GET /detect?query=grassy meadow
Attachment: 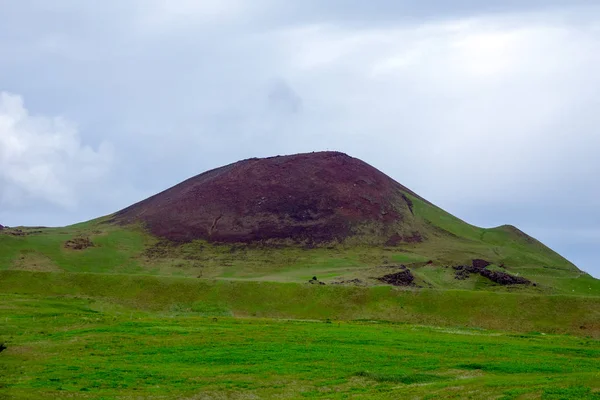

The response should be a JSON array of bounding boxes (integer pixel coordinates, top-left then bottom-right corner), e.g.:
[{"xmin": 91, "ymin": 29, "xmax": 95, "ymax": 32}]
[{"xmin": 1, "ymin": 288, "xmax": 599, "ymax": 399}]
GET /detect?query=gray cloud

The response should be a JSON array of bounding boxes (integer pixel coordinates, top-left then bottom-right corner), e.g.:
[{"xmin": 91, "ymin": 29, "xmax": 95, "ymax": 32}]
[
  {"xmin": 0, "ymin": 1, "xmax": 599, "ymax": 276},
  {"xmin": 264, "ymin": 1, "xmax": 598, "ymax": 27},
  {"xmin": 268, "ymin": 80, "xmax": 303, "ymax": 115}
]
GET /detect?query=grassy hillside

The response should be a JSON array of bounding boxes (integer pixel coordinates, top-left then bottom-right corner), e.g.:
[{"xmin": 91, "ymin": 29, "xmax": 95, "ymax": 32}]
[
  {"xmin": 1, "ymin": 286, "xmax": 599, "ymax": 399},
  {"xmin": 1, "ymin": 151, "xmax": 593, "ymax": 294},
  {"xmin": 408, "ymin": 195, "xmax": 576, "ymax": 269},
  {"xmin": 0, "ymin": 200, "xmax": 596, "ymax": 295},
  {"xmin": 1, "ymin": 271, "xmax": 599, "ymax": 337}
]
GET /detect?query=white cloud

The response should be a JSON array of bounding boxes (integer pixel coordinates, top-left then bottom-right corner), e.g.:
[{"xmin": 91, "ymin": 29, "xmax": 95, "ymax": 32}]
[{"xmin": 0, "ymin": 92, "xmax": 113, "ymax": 207}]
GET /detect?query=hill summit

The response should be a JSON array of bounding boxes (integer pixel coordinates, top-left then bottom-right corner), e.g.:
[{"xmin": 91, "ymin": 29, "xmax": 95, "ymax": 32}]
[{"xmin": 116, "ymin": 151, "xmax": 431, "ymax": 244}]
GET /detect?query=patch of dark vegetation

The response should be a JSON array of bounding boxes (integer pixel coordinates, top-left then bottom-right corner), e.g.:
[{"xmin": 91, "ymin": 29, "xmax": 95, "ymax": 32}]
[
  {"xmin": 331, "ymin": 278, "xmax": 365, "ymax": 286},
  {"xmin": 355, "ymin": 371, "xmax": 448, "ymax": 384},
  {"xmin": 542, "ymin": 386, "xmax": 598, "ymax": 399},
  {"xmin": 377, "ymin": 264, "xmax": 407, "ymax": 270},
  {"xmin": 457, "ymin": 363, "xmax": 485, "ymax": 370},
  {"xmin": 453, "ymin": 259, "xmax": 530, "ymax": 285},
  {"xmin": 378, "ymin": 268, "xmax": 415, "ymax": 286},
  {"xmin": 308, "ymin": 276, "xmax": 326, "ymax": 285},
  {"xmin": 0, "ymin": 343, "xmax": 6, "ymax": 353},
  {"xmin": 457, "ymin": 362, "xmax": 564, "ymax": 374},
  {"xmin": 144, "ymin": 240, "xmax": 176, "ymax": 259},
  {"xmin": 64, "ymin": 237, "xmax": 94, "ymax": 250}
]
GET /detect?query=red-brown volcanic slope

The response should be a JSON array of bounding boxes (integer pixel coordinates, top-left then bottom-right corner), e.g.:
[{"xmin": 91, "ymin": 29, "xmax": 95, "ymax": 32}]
[{"xmin": 116, "ymin": 152, "xmax": 429, "ymax": 244}]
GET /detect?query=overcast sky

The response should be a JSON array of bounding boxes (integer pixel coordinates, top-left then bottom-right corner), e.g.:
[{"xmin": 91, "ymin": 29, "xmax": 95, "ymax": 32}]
[{"xmin": 1, "ymin": 1, "xmax": 599, "ymax": 277}]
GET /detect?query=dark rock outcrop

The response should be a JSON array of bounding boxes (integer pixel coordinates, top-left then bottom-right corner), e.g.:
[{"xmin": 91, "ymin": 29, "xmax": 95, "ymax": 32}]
[
  {"xmin": 308, "ymin": 276, "xmax": 326, "ymax": 285},
  {"xmin": 378, "ymin": 269, "xmax": 415, "ymax": 286},
  {"xmin": 453, "ymin": 259, "xmax": 530, "ymax": 285},
  {"xmin": 479, "ymin": 269, "xmax": 530, "ymax": 285}
]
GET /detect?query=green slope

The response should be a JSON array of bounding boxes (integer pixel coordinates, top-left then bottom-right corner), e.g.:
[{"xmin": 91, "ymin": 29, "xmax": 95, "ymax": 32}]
[
  {"xmin": 0, "ymin": 189, "xmax": 596, "ymax": 295},
  {"xmin": 1, "ymin": 270, "xmax": 599, "ymax": 337}
]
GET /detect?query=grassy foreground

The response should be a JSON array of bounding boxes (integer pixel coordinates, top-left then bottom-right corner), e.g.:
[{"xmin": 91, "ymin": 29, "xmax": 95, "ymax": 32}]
[{"xmin": 1, "ymin": 291, "xmax": 599, "ymax": 399}]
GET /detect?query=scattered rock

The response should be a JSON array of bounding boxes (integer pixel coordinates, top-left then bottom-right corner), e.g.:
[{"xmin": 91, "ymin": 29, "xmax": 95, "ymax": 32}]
[
  {"xmin": 64, "ymin": 237, "xmax": 94, "ymax": 250},
  {"xmin": 378, "ymin": 269, "xmax": 415, "ymax": 286},
  {"xmin": 453, "ymin": 260, "xmax": 530, "ymax": 285},
  {"xmin": 308, "ymin": 276, "xmax": 326, "ymax": 285},
  {"xmin": 453, "ymin": 266, "xmax": 471, "ymax": 280},
  {"xmin": 480, "ymin": 269, "xmax": 530, "ymax": 285}
]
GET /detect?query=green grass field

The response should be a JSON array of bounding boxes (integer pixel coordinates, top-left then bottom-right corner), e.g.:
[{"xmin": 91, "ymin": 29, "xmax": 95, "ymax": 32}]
[{"xmin": 1, "ymin": 289, "xmax": 599, "ymax": 399}]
